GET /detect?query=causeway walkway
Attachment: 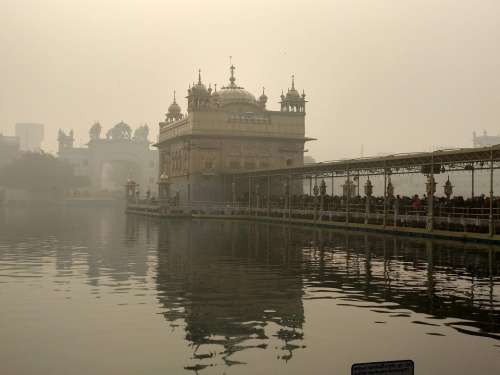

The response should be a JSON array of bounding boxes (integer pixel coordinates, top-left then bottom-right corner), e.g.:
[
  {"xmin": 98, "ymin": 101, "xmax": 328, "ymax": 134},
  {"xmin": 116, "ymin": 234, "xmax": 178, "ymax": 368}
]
[{"xmin": 126, "ymin": 202, "xmax": 500, "ymax": 244}]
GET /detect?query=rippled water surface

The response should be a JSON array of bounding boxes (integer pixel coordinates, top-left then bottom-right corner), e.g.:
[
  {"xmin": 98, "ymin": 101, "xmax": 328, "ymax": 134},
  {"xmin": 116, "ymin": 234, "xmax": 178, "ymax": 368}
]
[{"xmin": 0, "ymin": 206, "xmax": 499, "ymax": 374}]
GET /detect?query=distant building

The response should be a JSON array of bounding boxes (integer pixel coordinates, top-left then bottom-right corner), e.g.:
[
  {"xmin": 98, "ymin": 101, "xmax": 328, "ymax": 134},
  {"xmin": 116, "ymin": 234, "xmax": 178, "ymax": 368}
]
[
  {"xmin": 156, "ymin": 64, "xmax": 312, "ymax": 202},
  {"xmin": 15, "ymin": 123, "xmax": 44, "ymax": 151},
  {"xmin": 473, "ymin": 130, "xmax": 500, "ymax": 147},
  {"xmin": 0, "ymin": 134, "xmax": 20, "ymax": 168},
  {"xmin": 58, "ymin": 122, "xmax": 158, "ymax": 192}
]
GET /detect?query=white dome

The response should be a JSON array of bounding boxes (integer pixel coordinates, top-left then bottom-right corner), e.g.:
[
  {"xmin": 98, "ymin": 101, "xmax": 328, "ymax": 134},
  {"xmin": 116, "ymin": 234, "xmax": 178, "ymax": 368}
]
[{"xmin": 218, "ymin": 87, "xmax": 257, "ymax": 107}]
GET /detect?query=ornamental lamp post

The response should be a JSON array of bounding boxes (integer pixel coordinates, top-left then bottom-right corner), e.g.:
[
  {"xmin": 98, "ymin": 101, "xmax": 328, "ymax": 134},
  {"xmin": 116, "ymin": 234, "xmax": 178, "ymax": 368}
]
[
  {"xmin": 426, "ymin": 174, "xmax": 436, "ymax": 231},
  {"xmin": 313, "ymin": 181, "xmax": 319, "ymax": 197},
  {"xmin": 386, "ymin": 177, "xmax": 394, "ymax": 199},
  {"xmin": 313, "ymin": 180, "xmax": 320, "ymax": 220},
  {"xmin": 444, "ymin": 176, "xmax": 453, "ymax": 200},
  {"xmin": 364, "ymin": 178, "xmax": 373, "ymax": 224},
  {"xmin": 319, "ymin": 179, "xmax": 326, "ymax": 211},
  {"xmin": 157, "ymin": 172, "xmax": 171, "ymax": 213},
  {"xmin": 283, "ymin": 181, "xmax": 289, "ymax": 210},
  {"xmin": 125, "ymin": 178, "xmax": 138, "ymax": 204},
  {"xmin": 364, "ymin": 178, "xmax": 373, "ymax": 197},
  {"xmin": 426, "ymin": 174, "xmax": 436, "ymax": 196}
]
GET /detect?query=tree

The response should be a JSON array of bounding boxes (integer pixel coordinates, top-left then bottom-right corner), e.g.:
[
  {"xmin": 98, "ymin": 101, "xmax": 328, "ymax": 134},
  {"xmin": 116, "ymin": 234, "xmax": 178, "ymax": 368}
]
[{"xmin": 0, "ymin": 152, "xmax": 89, "ymax": 191}]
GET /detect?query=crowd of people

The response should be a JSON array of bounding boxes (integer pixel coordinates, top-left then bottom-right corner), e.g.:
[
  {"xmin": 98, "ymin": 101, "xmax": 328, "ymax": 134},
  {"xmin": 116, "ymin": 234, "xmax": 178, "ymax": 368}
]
[{"xmin": 243, "ymin": 192, "xmax": 500, "ymax": 216}]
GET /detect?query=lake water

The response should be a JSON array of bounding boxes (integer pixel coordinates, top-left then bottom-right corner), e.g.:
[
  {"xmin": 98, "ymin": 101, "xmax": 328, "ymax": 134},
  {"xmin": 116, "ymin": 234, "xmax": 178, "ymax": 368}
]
[{"xmin": 0, "ymin": 206, "xmax": 499, "ymax": 374}]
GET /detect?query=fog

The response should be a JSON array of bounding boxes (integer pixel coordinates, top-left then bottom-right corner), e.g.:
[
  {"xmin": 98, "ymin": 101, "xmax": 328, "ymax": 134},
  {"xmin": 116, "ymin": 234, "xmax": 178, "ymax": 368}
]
[{"xmin": 1, "ymin": 0, "xmax": 499, "ymax": 160}]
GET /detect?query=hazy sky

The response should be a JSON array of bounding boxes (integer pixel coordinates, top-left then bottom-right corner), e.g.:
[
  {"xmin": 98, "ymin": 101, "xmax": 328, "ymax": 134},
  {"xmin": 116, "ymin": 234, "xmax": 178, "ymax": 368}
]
[{"xmin": 1, "ymin": 0, "xmax": 499, "ymax": 160}]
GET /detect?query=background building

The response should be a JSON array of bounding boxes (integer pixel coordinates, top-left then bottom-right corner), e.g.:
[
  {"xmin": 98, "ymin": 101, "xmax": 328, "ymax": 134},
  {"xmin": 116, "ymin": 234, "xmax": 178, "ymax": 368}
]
[
  {"xmin": 58, "ymin": 122, "xmax": 158, "ymax": 193},
  {"xmin": 157, "ymin": 65, "xmax": 312, "ymax": 202},
  {"xmin": 0, "ymin": 134, "xmax": 20, "ymax": 168},
  {"xmin": 473, "ymin": 130, "xmax": 500, "ymax": 147},
  {"xmin": 15, "ymin": 123, "xmax": 44, "ymax": 151}
]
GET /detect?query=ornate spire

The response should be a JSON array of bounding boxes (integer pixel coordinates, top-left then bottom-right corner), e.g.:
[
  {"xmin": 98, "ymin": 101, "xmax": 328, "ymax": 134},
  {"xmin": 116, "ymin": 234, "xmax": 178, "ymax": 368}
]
[
  {"xmin": 198, "ymin": 69, "xmax": 202, "ymax": 84},
  {"xmin": 259, "ymin": 86, "xmax": 268, "ymax": 108},
  {"xmin": 222, "ymin": 56, "xmax": 243, "ymax": 89},
  {"xmin": 229, "ymin": 64, "xmax": 236, "ymax": 86},
  {"xmin": 173, "ymin": 90, "xmax": 177, "ymax": 103},
  {"xmin": 291, "ymin": 74, "xmax": 295, "ymax": 90}
]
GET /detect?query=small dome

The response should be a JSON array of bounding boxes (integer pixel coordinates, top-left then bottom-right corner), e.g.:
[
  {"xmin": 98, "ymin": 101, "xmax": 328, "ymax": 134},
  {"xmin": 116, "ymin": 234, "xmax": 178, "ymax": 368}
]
[
  {"xmin": 286, "ymin": 88, "xmax": 301, "ymax": 101},
  {"xmin": 192, "ymin": 82, "xmax": 208, "ymax": 95},
  {"xmin": 168, "ymin": 101, "xmax": 181, "ymax": 115},
  {"xmin": 167, "ymin": 91, "xmax": 182, "ymax": 116},
  {"xmin": 284, "ymin": 75, "xmax": 303, "ymax": 102},
  {"xmin": 191, "ymin": 69, "xmax": 208, "ymax": 96}
]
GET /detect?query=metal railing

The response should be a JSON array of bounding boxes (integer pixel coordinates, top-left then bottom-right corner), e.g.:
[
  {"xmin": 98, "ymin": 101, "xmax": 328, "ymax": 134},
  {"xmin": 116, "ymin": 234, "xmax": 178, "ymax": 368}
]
[{"xmin": 126, "ymin": 200, "xmax": 498, "ymax": 236}]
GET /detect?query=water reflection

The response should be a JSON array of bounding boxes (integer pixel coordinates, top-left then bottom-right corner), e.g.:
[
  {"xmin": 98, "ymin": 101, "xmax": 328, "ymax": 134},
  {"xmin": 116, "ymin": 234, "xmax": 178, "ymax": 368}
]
[
  {"xmin": 155, "ymin": 220, "xmax": 306, "ymax": 369},
  {"xmin": 296, "ymin": 229, "xmax": 499, "ymax": 339},
  {"xmin": 0, "ymin": 207, "xmax": 499, "ymax": 373},
  {"xmin": 130, "ymin": 216, "xmax": 499, "ymax": 370}
]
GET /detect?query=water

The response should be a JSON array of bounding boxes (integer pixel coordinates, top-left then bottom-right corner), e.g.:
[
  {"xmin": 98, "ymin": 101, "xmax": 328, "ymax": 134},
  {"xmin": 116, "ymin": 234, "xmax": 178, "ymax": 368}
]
[{"xmin": 0, "ymin": 206, "xmax": 499, "ymax": 374}]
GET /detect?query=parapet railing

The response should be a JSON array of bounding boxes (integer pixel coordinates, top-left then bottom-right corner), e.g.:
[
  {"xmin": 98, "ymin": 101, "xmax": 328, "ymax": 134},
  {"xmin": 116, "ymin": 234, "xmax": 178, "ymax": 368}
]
[{"xmin": 126, "ymin": 200, "xmax": 500, "ymax": 237}]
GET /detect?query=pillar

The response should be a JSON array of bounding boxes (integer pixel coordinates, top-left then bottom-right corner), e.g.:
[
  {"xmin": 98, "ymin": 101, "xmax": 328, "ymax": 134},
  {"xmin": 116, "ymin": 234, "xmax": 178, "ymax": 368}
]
[
  {"xmin": 313, "ymin": 176, "xmax": 319, "ymax": 221},
  {"xmin": 157, "ymin": 174, "xmax": 170, "ymax": 213},
  {"xmin": 248, "ymin": 176, "xmax": 252, "ymax": 213},
  {"xmin": 255, "ymin": 183, "xmax": 260, "ymax": 212},
  {"xmin": 489, "ymin": 149, "xmax": 495, "ymax": 236},
  {"xmin": 471, "ymin": 166, "xmax": 475, "ymax": 198},
  {"xmin": 320, "ymin": 179, "xmax": 326, "ymax": 211},
  {"xmin": 383, "ymin": 166, "xmax": 387, "ymax": 227},
  {"xmin": 393, "ymin": 196, "xmax": 399, "ymax": 227},
  {"xmin": 426, "ymin": 174, "xmax": 436, "ymax": 232},
  {"xmin": 283, "ymin": 178, "xmax": 288, "ymax": 216},
  {"xmin": 364, "ymin": 178, "xmax": 373, "ymax": 224},
  {"xmin": 331, "ymin": 173, "xmax": 334, "ymax": 210},
  {"xmin": 231, "ymin": 179, "xmax": 236, "ymax": 206},
  {"xmin": 346, "ymin": 166, "xmax": 350, "ymax": 224},
  {"xmin": 267, "ymin": 175, "xmax": 271, "ymax": 217}
]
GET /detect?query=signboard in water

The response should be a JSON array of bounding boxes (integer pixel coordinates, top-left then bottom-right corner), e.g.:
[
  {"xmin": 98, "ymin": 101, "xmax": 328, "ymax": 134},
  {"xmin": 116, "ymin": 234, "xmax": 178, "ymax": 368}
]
[{"xmin": 352, "ymin": 360, "xmax": 414, "ymax": 375}]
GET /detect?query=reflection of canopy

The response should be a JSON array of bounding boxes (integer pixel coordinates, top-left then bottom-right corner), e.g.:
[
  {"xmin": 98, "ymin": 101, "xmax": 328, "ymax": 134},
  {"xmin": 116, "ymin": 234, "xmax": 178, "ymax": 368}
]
[{"xmin": 152, "ymin": 220, "xmax": 499, "ymax": 369}]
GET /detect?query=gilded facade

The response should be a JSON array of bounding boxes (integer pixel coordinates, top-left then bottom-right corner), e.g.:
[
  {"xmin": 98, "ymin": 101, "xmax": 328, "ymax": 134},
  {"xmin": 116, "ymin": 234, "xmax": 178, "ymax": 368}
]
[{"xmin": 156, "ymin": 64, "xmax": 312, "ymax": 202}]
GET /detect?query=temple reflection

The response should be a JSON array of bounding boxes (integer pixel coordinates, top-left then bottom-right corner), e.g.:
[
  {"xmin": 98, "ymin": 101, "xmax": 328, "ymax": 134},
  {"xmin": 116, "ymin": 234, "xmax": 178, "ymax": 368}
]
[{"xmin": 155, "ymin": 220, "xmax": 306, "ymax": 368}]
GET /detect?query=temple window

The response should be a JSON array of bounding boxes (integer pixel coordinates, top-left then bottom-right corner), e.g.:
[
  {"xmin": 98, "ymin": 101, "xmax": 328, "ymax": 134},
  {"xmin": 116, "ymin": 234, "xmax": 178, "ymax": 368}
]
[
  {"xmin": 229, "ymin": 160, "xmax": 240, "ymax": 169},
  {"xmin": 244, "ymin": 161, "xmax": 256, "ymax": 169}
]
